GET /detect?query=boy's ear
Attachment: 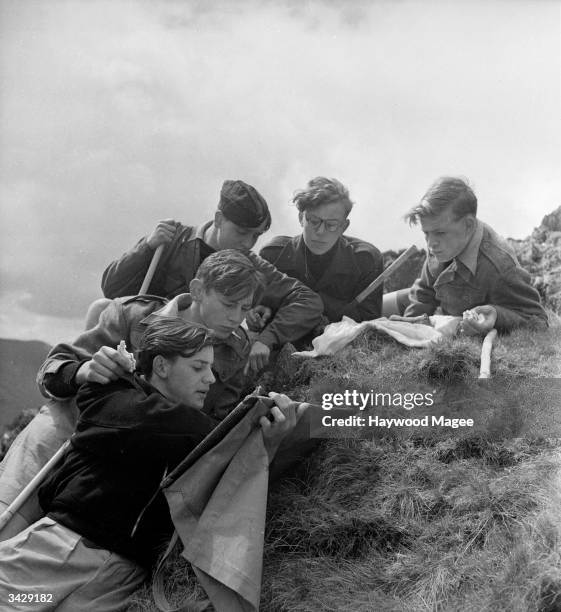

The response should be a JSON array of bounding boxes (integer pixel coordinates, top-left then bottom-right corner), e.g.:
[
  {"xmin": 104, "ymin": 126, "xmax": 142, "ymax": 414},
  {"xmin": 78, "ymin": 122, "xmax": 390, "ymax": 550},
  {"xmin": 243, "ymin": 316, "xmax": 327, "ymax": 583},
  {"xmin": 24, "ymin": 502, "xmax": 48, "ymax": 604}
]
[
  {"xmin": 189, "ymin": 278, "xmax": 204, "ymax": 301},
  {"xmin": 214, "ymin": 210, "xmax": 224, "ymax": 228},
  {"xmin": 463, "ymin": 214, "xmax": 476, "ymax": 234},
  {"xmin": 152, "ymin": 355, "xmax": 169, "ymax": 379},
  {"xmin": 298, "ymin": 211, "xmax": 304, "ymax": 227}
]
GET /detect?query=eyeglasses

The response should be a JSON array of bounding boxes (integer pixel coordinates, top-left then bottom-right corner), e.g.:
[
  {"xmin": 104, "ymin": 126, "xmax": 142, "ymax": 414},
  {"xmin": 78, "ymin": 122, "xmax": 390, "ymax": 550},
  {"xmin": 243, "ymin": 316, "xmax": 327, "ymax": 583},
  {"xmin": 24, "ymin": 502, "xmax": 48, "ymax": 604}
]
[{"xmin": 304, "ymin": 213, "xmax": 344, "ymax": 233}]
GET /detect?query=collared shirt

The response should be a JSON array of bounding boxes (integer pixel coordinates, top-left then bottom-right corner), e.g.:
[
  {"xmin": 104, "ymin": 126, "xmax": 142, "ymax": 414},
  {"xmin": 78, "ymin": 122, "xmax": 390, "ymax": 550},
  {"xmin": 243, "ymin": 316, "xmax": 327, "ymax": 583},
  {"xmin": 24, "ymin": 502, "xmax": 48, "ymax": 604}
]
[
  {"xmin": 405, "ymin": 220, "xmax": 548, "ymax": 332},
  {"xmin": 456, "ymin": 219, "xmax": 484, "ymax": 275},
  {"xmin": 38, "ymin": 293, "xmax": 250, "ymax": 422},
  {"xmin": 259, "ymin": 234, "xmax": 384, "ymax": 323}
]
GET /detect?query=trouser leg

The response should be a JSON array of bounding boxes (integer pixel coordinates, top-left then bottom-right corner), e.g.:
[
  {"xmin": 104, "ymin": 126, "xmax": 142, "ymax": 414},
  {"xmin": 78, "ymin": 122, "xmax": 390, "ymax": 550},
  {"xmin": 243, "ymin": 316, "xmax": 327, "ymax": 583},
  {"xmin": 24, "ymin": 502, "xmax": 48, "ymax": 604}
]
[
  {"xmin": 0, "ymin": 517, "xmax": 146, "ymax": 612},
  {"xmin": 382, "ymin": 288, "xmax": 411, "ymax": 317},
  {"xmin": 0, "ymin": 400, "xmax": 76, "ymax": 541}
]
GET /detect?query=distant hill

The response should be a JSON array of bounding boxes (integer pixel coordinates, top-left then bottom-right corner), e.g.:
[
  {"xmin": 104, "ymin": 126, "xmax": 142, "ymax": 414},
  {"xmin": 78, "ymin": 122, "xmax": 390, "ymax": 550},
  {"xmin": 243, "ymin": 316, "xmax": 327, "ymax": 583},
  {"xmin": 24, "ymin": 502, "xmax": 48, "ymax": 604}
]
[{"xmin": 0, "ymin": 338, "xmax": 51, "ymax": 434}]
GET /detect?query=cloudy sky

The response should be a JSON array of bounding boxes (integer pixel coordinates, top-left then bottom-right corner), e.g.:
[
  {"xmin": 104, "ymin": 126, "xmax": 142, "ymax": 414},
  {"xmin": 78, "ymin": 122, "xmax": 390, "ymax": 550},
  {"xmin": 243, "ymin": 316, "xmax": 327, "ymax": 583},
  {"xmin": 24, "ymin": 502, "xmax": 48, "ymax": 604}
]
[{"xmin": 1, "ymin": 0, "xmax": 559, "ymax": 344}]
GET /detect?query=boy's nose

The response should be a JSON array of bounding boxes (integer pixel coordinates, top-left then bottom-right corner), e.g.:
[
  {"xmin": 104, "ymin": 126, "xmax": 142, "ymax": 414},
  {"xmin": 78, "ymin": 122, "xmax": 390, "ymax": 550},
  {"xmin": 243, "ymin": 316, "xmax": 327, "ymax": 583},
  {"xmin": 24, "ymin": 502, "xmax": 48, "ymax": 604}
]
[
  {"xmin": 229, "ymin": 306, "xmax": 243, "ymax": 323},
  {"xmin": 314, "ymin": 221, "xmax": 327, "ymax": 235}
]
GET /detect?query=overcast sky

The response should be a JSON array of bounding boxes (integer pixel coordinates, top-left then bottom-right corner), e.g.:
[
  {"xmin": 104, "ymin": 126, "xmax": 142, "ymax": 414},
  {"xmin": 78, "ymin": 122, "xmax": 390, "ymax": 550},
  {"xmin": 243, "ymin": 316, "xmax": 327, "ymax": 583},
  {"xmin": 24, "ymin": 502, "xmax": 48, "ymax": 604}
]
[{"xmin": 1, "ymin": 0, "xmax": 559, "ymax": 344}]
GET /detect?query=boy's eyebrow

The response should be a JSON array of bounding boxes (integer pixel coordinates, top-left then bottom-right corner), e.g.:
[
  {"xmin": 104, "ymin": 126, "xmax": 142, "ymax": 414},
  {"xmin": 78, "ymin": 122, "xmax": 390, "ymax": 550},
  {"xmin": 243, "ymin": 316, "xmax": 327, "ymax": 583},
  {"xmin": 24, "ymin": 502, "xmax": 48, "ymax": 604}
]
[
  {"xmin": 189, "ymin": 356, "xmax": 213, "ymax": 364},
  {"xmin": 220, "ymin": 296, "xmax": 253, "ymax": 305},
  {"xmin": 191, "ymin": 359, "xmax": 213, "ymax": 367}
]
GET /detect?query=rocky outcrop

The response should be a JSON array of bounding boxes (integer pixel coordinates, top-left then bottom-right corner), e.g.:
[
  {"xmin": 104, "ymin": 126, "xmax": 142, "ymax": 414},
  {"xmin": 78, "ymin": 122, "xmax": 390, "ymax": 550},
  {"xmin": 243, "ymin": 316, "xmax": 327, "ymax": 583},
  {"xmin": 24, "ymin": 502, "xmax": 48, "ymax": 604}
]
[{"xmin": 507, "ymin": 206, "xmax": 561, "ymax": 313}]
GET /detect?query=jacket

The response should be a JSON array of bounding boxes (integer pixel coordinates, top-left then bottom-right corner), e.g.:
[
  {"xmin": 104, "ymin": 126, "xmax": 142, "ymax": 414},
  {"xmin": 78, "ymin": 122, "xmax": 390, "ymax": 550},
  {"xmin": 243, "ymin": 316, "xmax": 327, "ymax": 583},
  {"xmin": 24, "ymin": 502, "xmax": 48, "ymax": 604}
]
[
  {"xmin": 38, "ymin": 375, "xmax": 215, "ymax": 568},
  {"xmin": 101, "ymin": 221, "xmax": 324, "ymax": 348},
  {"xmin": 259, "ymin": 234, "xmax": 384, "ymax": 323},
  {"xmin": 37, "ymin": 294, "xmax": 250, "ymax": 421},
  {"xmin": 405, "ymin": 220, "xmax": 548, "ymax": 332}
]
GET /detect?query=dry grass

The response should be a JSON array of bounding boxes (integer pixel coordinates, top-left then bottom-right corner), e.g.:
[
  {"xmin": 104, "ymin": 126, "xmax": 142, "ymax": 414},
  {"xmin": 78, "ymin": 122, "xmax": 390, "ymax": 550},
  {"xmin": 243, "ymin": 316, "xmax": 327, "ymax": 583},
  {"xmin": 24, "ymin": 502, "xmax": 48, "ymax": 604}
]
[{"xmin": 129, "ymin": 317, "xmax": 561, "ymax": 612}]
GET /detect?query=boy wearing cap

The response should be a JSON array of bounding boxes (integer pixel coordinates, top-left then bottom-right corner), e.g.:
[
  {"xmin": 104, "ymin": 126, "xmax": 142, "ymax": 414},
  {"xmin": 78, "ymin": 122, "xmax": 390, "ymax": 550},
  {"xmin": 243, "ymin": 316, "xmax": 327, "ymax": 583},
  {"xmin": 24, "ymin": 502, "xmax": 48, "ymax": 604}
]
[{"xmin": 100, "ymin": 179, "xmax": 323, "ymax": 372}]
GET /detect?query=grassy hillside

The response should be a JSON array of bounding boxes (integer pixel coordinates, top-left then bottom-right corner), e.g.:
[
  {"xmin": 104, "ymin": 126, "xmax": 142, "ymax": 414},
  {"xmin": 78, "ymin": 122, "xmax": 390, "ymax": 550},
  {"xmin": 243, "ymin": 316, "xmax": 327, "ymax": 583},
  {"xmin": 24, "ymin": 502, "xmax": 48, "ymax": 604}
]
[{"xmin": 129, "ymin": 312, "xmax": 561, "ymax": 612}]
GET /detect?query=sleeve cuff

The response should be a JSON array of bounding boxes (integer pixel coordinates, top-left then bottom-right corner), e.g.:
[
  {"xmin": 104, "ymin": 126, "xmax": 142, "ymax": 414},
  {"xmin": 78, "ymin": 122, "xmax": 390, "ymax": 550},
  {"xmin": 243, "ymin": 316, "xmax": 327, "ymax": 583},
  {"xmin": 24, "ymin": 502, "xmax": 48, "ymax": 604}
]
[
  {"xmin": 43, "ymin": 360, "xmax": 88, "ymax": 399},
  {"xmin": 256, "ymin": 329, "xmax": 279, "ymax": 349}
]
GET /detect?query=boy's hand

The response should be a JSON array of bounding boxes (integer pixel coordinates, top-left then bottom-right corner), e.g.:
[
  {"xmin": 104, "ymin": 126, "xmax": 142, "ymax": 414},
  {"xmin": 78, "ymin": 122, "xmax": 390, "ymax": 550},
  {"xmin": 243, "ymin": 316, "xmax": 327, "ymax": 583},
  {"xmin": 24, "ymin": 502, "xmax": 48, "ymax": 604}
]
[
  {"xmin": 259, "ymin": 392, "xmax": 309, "ymax": 460},
  {"xmin": 75, "ymin": 346, "xmax": 132, "ymax": 385},
  {"xmin": 245, "ymin": 305, "xmax": 272, "ymax": 332},
  {"xmin": 246, "ymin": 341, "xmax": 271, "ymax": 374},
  {"xmin": 459, "ymin": 305, "xmax": 497, "ymax": 336},
  {"xmin": 147, "ymin": 219, "xmax": 176, "ymax": 249}
]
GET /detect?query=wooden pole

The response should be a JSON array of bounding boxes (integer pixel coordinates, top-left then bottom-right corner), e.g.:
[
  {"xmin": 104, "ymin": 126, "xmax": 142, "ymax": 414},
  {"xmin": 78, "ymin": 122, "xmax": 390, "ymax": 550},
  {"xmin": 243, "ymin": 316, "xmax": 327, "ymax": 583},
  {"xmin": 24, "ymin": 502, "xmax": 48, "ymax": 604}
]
[
  {"xmin": 355, "ymin": 245, "xmax": 418, "ymax": 304},
  {"xmin": 139, "ymin": 244, "xmax": 165, "ymax": 294},
  {"xmin": 479, "ymin": 329, "xmax": 498, "ymax": 379},
  {"xmin": 0, "ymin": 440, "xmax": 71, "ymax": 533}
]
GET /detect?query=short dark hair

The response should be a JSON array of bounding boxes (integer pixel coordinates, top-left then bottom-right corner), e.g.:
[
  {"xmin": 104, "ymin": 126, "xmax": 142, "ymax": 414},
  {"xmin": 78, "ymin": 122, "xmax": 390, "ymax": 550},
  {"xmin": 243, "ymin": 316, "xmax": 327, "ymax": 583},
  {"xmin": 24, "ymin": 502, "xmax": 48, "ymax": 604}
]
[
  {"xmin": 292, "ymin": 177, "xmax": 353, "ymax": 216},
  {"xmin": 405, "ymin": 177, "xmax": 477, "ymax": 225},
  {"xmin": 137, "ymin": 317, "xmax": 214, "ymax": 377},
  {"xmin": 195, "ymin": 250, "xmax": 263, "ymax": 302}
]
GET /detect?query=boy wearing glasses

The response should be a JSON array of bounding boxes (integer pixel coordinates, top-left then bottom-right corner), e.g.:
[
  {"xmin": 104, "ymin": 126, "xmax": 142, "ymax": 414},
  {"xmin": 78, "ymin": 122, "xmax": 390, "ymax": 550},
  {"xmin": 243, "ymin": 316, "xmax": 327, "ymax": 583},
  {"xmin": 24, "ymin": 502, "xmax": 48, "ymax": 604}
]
[{"xmin": 259, "ymin": 177, "xmax": 383, "ymax": 324}]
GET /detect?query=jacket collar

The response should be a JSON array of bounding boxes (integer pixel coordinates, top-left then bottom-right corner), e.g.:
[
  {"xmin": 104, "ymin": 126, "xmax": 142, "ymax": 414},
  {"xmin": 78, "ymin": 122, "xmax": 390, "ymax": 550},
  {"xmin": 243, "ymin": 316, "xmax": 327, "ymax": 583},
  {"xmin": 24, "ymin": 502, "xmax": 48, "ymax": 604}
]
[
  {"xmin": 138, "ymin": 293, "xmax": 193, "ymax": 327},
  {"xmin": 433, "ymin": 219, "xmax": 483, "ymax": 287},
  {"xmin": 195, "ymin": 221, "xmax": 213, "ymax": 242},
  {"xmin": 455, "ymin": 219, "xmax": 483, "ymax": 276},
  {"xmin": 139, "ymin": 292, "xmax": 247, "ymax": 355},
  {"xmin": 154, "ymin": 293, "xmax": 193, "ymax": 317}
]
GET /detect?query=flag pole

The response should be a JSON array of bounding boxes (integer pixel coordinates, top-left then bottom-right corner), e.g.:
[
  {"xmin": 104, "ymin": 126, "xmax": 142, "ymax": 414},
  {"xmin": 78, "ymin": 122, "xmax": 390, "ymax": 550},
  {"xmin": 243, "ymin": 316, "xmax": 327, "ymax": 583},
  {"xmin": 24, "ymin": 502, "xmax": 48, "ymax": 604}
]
[{"xmin": 139, "ymin": 244, "xmax": 165, "ymax": 294}]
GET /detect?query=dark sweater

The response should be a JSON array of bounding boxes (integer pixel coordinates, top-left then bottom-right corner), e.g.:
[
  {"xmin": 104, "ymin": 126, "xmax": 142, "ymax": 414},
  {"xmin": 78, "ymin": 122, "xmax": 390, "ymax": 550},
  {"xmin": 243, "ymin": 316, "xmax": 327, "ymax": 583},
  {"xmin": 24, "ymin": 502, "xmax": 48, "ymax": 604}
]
[{"xmin": 38, "ymin": 375, "xmax": 215, "ymax": 568}]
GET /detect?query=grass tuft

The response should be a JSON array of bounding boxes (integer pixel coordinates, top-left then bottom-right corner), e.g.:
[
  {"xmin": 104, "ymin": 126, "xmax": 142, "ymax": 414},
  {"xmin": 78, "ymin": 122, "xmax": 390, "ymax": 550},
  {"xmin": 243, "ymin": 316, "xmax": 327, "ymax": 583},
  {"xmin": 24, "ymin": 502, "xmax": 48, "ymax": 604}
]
[{"xmin": 418, "ymin": 337, "xmax": 481, "ymax": 383}]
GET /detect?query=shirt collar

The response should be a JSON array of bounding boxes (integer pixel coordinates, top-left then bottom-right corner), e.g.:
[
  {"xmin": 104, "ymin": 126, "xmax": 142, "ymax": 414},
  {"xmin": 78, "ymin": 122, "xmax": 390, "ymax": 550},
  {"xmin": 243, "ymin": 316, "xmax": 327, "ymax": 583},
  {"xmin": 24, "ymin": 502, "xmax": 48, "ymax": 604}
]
[
  {"xmin": 153, "ymin": 293, "xmax": 193, "ymax": 317},
  {"xmin": 140, "ymin": 293, "xmax": 193, "ymax": 326},
  {"xmin": 455, "ymin": 219, "xmax": 483, "ymax": 275},
  {"xmin": 145, "ymin": 292, "xmax": 245, "ymax": 352}
]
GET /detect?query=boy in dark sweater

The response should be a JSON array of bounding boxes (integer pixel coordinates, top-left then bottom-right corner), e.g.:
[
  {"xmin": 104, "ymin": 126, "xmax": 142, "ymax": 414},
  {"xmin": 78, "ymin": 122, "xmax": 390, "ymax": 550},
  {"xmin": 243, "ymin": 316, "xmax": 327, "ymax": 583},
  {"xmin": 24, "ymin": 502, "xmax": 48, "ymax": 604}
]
[{"xmin": 0, "ymin": 318, "xmax": 305, "ymax": 611}]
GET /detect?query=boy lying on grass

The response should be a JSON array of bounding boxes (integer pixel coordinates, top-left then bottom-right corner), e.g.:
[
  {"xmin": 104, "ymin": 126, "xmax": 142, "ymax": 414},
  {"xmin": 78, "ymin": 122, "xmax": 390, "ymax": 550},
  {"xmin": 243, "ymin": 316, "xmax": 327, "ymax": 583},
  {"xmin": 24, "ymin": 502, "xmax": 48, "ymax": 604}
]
[
  {"xmin": 0, "ymin": 317, "xmax": 307, "ymax": 611},
  {"xmin": 391, "ymin": 176, "xmax": 548, "ymax": 335}
]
